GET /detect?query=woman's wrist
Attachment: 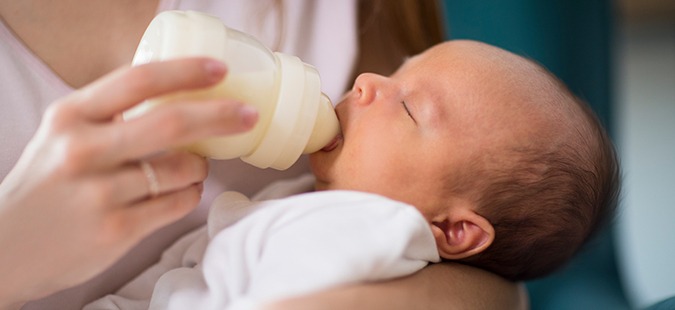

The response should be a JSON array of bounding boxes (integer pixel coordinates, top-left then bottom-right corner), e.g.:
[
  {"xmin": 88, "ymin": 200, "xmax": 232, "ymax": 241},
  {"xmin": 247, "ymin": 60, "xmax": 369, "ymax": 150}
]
[
  {"xmin": 0, "ymin": 264, "xmax": 47, "ymax": 310},
  {"xmin": 0, "ymin": 302, "xmax": 26, "ymax": 310},
  {"xmin": 0, "ymin": 289, "xmax": 28, "ymax": 310}
]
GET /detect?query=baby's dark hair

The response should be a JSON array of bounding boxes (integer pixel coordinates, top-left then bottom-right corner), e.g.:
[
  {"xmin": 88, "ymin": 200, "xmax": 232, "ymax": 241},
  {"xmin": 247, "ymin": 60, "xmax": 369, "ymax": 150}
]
[{"xmin": 456, "ymin": 68, "xmax": 621, "ymax": 282}]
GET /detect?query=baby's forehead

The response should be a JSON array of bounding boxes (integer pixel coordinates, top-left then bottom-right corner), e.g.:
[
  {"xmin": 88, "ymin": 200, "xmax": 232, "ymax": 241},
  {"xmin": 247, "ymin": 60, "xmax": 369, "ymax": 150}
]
[
  {"xmin": 402, "ymin": 40, "xmax": 580, "ymax": 138},
  {"xmin": 420, "ymin": 42, "xmax": 552, "ymax": 108},
  {"xmin": 435, "ymin": 43, "xmax": 581, "ymax": 146},
  {"xmin": 426, "ymin": 40, "xmax": 547, "ymax": 83}
]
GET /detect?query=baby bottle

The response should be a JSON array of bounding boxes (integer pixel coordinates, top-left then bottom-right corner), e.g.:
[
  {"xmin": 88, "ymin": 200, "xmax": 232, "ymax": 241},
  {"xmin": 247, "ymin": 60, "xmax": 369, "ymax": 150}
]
[{"xmin": 125, "ymin": 10, "xmax": 340, "ymax": 170}]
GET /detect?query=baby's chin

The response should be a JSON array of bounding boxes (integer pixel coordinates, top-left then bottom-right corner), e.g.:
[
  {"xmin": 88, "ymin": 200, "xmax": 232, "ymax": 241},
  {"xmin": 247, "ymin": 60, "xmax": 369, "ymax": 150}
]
[
  {"xmin": 312, "ymin": 179, "xmax": 331, "ymax": 192},
  {"xmin": 309, "ymin": 150, "xmax": 341, "ymax": 191},
  {"xmin": 309, "ymin": 152, "xmax": 328, "ymax": 180}
]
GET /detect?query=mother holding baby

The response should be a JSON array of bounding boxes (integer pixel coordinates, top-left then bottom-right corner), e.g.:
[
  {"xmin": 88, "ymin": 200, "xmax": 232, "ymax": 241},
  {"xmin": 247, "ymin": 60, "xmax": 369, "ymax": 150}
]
[{"xmin": 0, "ymin": 1, "xmax": 525, "ymax": 309}]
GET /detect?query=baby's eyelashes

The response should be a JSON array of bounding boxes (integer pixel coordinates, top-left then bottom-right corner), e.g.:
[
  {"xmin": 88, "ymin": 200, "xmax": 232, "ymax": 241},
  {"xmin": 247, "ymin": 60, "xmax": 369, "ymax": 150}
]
[{"xmin": 402, "ymin": 100, "xmax": 417, "ymax": 124}]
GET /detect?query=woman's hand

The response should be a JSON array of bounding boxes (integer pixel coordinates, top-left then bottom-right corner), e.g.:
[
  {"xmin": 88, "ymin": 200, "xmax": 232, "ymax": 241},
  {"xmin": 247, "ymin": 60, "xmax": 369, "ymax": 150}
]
[{"xmin": 0, "ymin": 58, "xmax": 257, "ymax": 308}]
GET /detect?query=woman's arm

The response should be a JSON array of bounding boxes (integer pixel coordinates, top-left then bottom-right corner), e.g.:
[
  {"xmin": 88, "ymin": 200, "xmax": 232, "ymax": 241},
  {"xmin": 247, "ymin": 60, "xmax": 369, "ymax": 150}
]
[{"xmin": 263, "ymin": 262, "xmax": 528, "ymax": 310}]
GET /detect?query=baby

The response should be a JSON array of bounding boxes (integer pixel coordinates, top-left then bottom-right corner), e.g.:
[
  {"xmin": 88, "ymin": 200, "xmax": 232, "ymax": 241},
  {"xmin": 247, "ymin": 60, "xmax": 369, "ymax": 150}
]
[
  {"xmin": 311, "ymin": 39, "xmax": 620, "ymax": 280},
  {"xmin": 86, "ymin": 40, "xmax": 619, "ymax": 309}
]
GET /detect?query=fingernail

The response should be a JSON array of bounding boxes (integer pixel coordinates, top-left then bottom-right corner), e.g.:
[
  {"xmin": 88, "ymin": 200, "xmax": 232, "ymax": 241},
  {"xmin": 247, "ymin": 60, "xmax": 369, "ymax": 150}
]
[
  {"xmin": 204, "ymin": 60, "xmax": 226, "ymax": 82},
  {"xmin": 239, "ymin": 105, "xmax": 259, "ymax": 128}
]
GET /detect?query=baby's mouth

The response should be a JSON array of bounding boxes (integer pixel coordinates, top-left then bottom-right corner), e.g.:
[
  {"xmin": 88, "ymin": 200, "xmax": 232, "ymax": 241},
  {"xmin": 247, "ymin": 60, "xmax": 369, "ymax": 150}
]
[{"xmin": 321, "ymin": 133, "xmax": 343, "ymax": 152}]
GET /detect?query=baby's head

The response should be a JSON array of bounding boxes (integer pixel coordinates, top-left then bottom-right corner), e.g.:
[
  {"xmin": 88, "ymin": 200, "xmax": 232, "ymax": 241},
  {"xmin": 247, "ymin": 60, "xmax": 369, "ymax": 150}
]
[{"xmin": 309, "ymin": 40, "xmax": 620, "ymax": 281}]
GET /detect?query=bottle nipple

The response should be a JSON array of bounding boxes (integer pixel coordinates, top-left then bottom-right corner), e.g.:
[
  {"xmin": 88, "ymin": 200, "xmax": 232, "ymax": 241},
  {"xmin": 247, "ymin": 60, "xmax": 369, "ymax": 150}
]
[
  {"xmin": 305, "ymin": 94, "xmax": 340, "ymax": 153},
  {"xmin": 124, "ymin": 10, "xmax": 340, "ymax": 170}
]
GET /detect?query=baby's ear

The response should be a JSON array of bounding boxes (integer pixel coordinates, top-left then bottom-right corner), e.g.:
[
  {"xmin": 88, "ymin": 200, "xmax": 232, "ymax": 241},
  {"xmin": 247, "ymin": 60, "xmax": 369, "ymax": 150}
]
[{"xmin": 431, "ymin": 209, "xmax": 494, "ymax": 260}]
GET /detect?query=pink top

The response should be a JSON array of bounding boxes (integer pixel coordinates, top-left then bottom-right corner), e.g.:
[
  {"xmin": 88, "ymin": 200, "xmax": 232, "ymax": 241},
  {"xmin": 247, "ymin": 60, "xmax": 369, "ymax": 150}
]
[{"xmin": 0, "ymin": 0, "xmax": 357, "ymax": 308}]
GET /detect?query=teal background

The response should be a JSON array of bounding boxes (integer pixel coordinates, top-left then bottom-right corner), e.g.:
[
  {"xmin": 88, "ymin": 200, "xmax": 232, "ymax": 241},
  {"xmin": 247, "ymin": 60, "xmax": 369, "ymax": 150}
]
[
  {"xmin": 442, "ymin": 0, "xmax": 613, "ymax": 131},
  {"xmin": 441, "ymin": 0, "xmax": 630, "ymax": 308}
]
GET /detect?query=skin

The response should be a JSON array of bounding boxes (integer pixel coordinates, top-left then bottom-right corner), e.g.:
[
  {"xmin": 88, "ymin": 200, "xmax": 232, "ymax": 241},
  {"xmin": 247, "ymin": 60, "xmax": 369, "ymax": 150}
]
[
  {"xmin": 310, "ymin": 40, "xmax": 556, "ymax": 201},
  {"xmin": 0, "ymin": 1, "xmax": 526, "ymax": 308},
  {"xmin": 264, "ymin": 262, "xmax": 530, "ymax": 310},
  {"xmin": 0, "ymin": 0, "xmax": 160, "ymax": 88},
  {"xmin": 311, "ymin": 40, "xmax": 562, "ymax": 261}
]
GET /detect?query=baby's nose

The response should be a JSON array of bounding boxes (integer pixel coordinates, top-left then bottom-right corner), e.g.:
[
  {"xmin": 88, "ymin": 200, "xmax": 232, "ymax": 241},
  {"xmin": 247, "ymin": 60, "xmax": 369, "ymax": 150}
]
[{"xmin": 353, "ymin": 73, "xmax": 389, "ymax": 105}]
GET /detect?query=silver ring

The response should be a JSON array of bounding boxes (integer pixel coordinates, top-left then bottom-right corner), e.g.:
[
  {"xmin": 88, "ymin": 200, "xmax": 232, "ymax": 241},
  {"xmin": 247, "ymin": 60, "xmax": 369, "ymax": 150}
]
[{"xmin": 140, "ymin": 160, "xmax": 160, "ymax": 198}]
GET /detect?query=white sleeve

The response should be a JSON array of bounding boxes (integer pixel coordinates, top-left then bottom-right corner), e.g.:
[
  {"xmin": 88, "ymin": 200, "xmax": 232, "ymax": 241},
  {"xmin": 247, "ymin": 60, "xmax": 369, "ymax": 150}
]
[{"xmin": 200, "ymin": 191, "xmax": 439, "ymax": 309}]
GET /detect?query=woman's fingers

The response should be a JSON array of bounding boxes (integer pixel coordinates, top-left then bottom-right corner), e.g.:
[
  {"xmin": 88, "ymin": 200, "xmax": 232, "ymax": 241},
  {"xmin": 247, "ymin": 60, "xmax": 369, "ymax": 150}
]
[
  {"xmin": 70, "ymin": 58, "xmax": 227, "ymax": 121},
  {"xmin": 103, "ymin": 152, "xmax": 209, "ymax": 204},
  {"xmin": 43, "ymin": 57, "xmax": 258, "ymax": 167},
  {"xmin": 105, "ymin": 99, "xmax": 258, "ymax": 163},
  {"xmin": 141, "ymin": 152, "xmax": 208, "ymax": 197},
  {"xmin": 114, "ymin": 183, "xmax": 204, "ymax": 243}
]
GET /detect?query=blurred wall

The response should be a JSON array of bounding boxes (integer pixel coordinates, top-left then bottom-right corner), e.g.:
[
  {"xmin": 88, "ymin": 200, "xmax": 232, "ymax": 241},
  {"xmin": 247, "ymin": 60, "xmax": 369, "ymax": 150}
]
[
  {"xmin": 442, "ymin": 0, "xmax": 613, "ymax": 130},
  {"xmin": 614, "ymin": 0, "xmax": 675, "ymax": 307}
]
